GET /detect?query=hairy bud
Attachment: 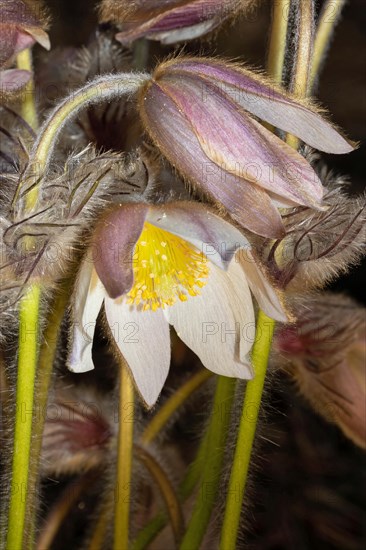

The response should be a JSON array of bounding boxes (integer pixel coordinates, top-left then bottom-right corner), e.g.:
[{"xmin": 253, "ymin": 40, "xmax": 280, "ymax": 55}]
[{"xmin": 274, "ymin": 293, "xmax": 366, "ymax": 449}]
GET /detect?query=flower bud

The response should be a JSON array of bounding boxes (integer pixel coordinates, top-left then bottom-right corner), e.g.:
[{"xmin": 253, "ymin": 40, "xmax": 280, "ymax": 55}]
[
  {"xmin": 275, "ymin": 294, "xmax": 366, "ymax": 449},
  {"xmin": 100, "ymin": 0, "xmax": 252, "ymax": 45}
]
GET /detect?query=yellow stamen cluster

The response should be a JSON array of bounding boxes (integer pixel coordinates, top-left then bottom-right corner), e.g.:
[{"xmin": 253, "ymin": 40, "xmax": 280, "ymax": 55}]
[{"xmin": 127, "ymin": 222, "xmax": 210, "ymax": 311}]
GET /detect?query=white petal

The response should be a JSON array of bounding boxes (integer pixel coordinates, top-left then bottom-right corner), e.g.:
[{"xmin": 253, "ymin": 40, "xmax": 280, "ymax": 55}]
[
  {"xmin": 238, "ymin": 250, "xmax": 289, "ymax": 322},
  {"xmin": 150, "ymin": 19, "xmax": 218, "ymax": 44},
  {"xmin": 68, "ymin": 258, "xmax": 105, "ymax": 373},
  {"xmin": 104, "ymin": 298, "xmax": 171, "ymax": 408},
  {"xmin": 164, "ymin": 262, "xmax": 254, "ymax": 379},
  {"xmin": 146, "ymin": 202, "xmax": 251, "ymax": 270}
]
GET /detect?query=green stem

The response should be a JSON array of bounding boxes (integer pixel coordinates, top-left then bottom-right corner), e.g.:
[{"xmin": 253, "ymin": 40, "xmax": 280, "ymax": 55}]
[
  {"xmin": 309, "ymin": 0, "xmax": 346, "ymax": 91},
  {"xmin": 25, "ymin": 286, "xmax": 71, "ymax": 547},
  {"xmin": 130, "ymin": 384, "xmax": 212, "ymax": 550},
  {"xmin": 141, "ymin": 369, "xmax": 212, "ymax": 444},
  {"xmin": 17, "ymin": 73, "xmax": 148, "ymax": 209},
  {"xmin": 267, "ymin": 0, "xmax": 291, "ymax": 82},
  {"xmin": 135, "ymin": 444, "xmax": 184, "ymax": 543},
  {"xmin": 16, "ymin": 49, "xmax": 38, "ymax": 130},
  {"xmin": 287, "ymin": 0, "xmax": 315, "ymax": 148},
  {"xmin": 131, "ymin": 429, "xmax": 210, "ymax": 550},
  {"xmin": 179, "ymin": 376, "xmax": 236, "ymax": 550},
  {"xmin": 114, "ymin": 365, "xmax": 135, "ymax": 550},
  {"xmin": 6, "ymin": 48, "xmax": 41, "ymax": 550},
  {"xmin": 219, "ymin": 311, "xmax": 275, "ymax": 550},
  {"xmin": 6, "ymin": 285, "xmax": 41, "ymax": 550}
]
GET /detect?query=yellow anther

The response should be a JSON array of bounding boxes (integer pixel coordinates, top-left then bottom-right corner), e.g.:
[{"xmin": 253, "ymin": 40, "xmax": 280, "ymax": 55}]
[{"xmin": 126, "ymin": 222, "xmax": 209, "ymax": 311}]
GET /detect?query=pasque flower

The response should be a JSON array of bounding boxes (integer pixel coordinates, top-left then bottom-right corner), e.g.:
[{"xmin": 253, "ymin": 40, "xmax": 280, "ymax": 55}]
[
  {"xmin": 138, "ymin": 58, "xmax": 354, "ymax": 238},
  {"xmin": 101, "ymin": 0, "xmax": 248, "ymax": 45},
  {"xmin": 68, "ymin": 201, "xmax": 287, "ymax": 406},
  {"xmin": 0, "ymin": 0, "xmax": 50, "ymax": 94}
]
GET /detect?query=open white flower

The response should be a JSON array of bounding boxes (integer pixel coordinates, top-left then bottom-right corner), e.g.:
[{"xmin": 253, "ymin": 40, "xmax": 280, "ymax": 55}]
[{"xmin": 68, "ymin": 202, "xmax": 287, "ymax": 406}]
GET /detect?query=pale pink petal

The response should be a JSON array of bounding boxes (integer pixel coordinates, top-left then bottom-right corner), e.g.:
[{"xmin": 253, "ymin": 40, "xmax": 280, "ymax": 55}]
[
  {"xmin": 166, "ymin": 60, "xmax": 354, "ymax": 153},
  {"xmin": 146, "ymin": 201, "xmax": 251, "ymax": 269},
  {"xmin": 68, "ymin": 258, "xmax": 105, "ymax": 373},
  {"xmin": 92, "ymin": 204, "xmax": 148, "ymax": 299},
  {"xmin": 115, "ymin": 0, "xmax": 229, "ymax": 44},
  {"xmin": 158, "ymin": 76, "xmax": 324, "ymax": 209},
  {"xmin": 237, "ymin": 249, "xmax": 289, "ymax": 322},
  {"xmin": 105, "ymin": 298, "xmax": 171, "ymax": 407},
  {"xmin": 164, "ymin": 262, "xmax": 254, "ymax": 379},
  {"xmin": 141, "ymin": 82, "xmax": 285, "ymax": 238}
]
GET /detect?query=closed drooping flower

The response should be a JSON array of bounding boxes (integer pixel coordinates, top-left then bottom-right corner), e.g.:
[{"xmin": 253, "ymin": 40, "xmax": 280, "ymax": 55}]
[
  {"xmin": 0, "ymin": 0, "xmax": 50, "ymax": 94},
  {"xmin": 68, "ymin": 201, "xmax": 287, "ymax": 407},
  {"xmin": 275, "ymin": 294, "xmax": 366, "ymax": 449},
  {"xmin": 138, "ymin": 57, "xmax": 354, "ymax": 238},
  {"xmin": 101, "ymin": 0, "xmax": 250, "ymax": 45}
]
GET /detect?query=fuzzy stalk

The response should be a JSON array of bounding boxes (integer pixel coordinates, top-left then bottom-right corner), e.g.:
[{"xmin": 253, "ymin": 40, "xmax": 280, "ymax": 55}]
[
  {"xmin": 16, "ymin": 49, "xmax": 38, "ymax": 130},
  {"xmin": 135, "ymin": 444, "xmax": 184, "ymax": 543},
  {"xmin": 287, "ymin": 0, "xmax": 315, "ymax": 148},
  {"xmin": 6, "ymin": 285, "xmax": 41, "ymax": 550},
  {"xmin": 141, "ymin": 369, "xmax": 212, "ymax": 444},
  {"xmin": 6, "ymin": 49, "xmax": 41, "ymax": 550},
  {"xmin": 131, "ymin": 427, "xmax": 211, "ymax": 550},
  {"xmin": 114, "ymin": 364, "xmax": 135, "ymax": 550},
  {"xmin": 18, "ymin": 73, "xmax": 148, "ymax": 207},
  {"xmin": 179, "ymin": 376, "xmax": 236, "ymax": 550},
  {"xmin": 310, "ymin": 0, "xmax": 347, "ymax": 90},
  {"xmin": 36, "ymin": 474, "xmax": 92, "ymax": 549},
  {"xmin": 267, "ymin": 0, "xmax": 291, "ymax": 82},
  {"xmin": 219, "ymin": 311, "xmax": 275, "ymax": 550},
  {"xmin": 24, "ymin": 285, "xmax": 71, "ymax": 547}
]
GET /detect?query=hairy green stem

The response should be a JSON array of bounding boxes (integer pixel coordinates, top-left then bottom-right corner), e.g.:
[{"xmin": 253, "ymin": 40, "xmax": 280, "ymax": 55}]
[
  {"xmin": 287, "ymin": 0, "xmax": 315, "ymax": 148},
  {"xmin": 267, "ymin": 0, "xmax": 291, "ymax": 82},
  {"xmin": 180, "ymin": 376, "xmax": 236, "ymax": 550},
  {"xmin": 114, "ymin": 365, "xmax": 135, "ymax": 550},
  {"xmin": 135, "ymin": 444, "xmax": 184, "ymax": 543},
  {"xmin": 219, "ymin": 311, "xmax": 275, "ymax": 550},
  {"xmin": 25, "ymin": 286, "xmax": 71, "ymax": 547},
  {"xmin": 6, "ymin": 49, "xmax": 41, "ymax": 550},
  {"xmin": 310, "ymin": 0, "xmax": 347, "ymax": 90},
  {"xmin": 141, "ymin": 369, "xmax": 212, "ymax": 445},
  {"xmin": 6, "ymin": 285, "xmax": 41, "ymax": 550}
]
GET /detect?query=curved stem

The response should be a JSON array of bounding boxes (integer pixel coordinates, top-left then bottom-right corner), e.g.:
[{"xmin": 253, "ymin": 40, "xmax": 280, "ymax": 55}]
[
  {"xmin": 219, "ymin": 311, "xmax": 275, "ymax": 550},
  {"xmin": 141, "ymin": 369, "xmax": 212, "ymax": 444},
  {"xmin": 309, "ymin": 0, "xmax": 346, "ymax": 91},
  {"xmin": 135, "ymin": 444, "xmax": 184, "ymax": 543},
  {"xmin": 267, "ymin": 0, "xmax": 291, "ymax": 82},
  {"xmin": 36, "ymin": 474, "xmax": 91, "ymax": 550},
  {"xmin": 131, "ymin": 428, "xmax": 210, "ymax": 550},
  {"xmin": 6, "ymin": 49, "xmax": 41, "ymax": 550},
  {"xmin": 21, "ymin": 73, "xmax": 148, "ymax": 195},
  {"xmin": 114, "ymin": 364, "xmax": 135, "ymax": 550},
  {"xmin": 180, "ymin": 376, "xmax": 236, "ymax": 550}
]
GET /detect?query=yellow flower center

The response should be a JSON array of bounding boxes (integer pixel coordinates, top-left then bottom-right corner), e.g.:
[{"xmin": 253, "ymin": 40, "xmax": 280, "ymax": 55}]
[{"xmin": 127, "ymin": 222, "xmax": 210, "ymax": 311}]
